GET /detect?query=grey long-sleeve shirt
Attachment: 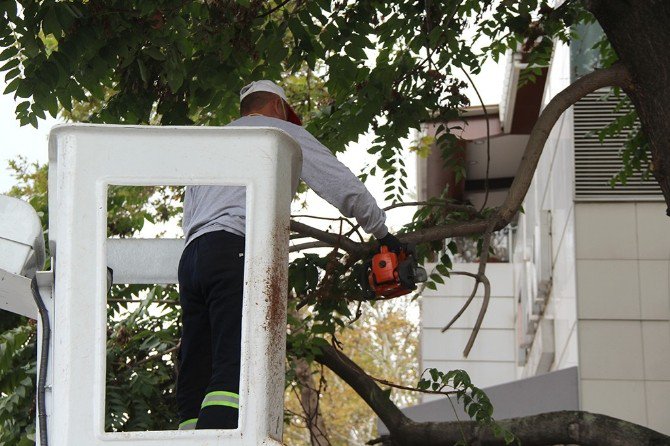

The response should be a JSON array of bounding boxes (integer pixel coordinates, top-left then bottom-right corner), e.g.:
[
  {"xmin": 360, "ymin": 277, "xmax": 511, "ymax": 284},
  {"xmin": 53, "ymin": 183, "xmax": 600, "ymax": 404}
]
[{"xmin": 182, "ymin": 116, "xmax": 388, "ymax": 246}]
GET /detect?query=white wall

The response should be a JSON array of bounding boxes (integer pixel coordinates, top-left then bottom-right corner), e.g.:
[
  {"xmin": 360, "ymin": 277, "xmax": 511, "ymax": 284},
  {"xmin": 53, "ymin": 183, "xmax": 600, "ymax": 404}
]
[
  {"xmin": 575, "ymin": 202, "xmax": 670, "ymax": 434},
  {"xmin": 519, "ymin": 38, "xmax": 670, "ymax": 434},
  {"xmin": 514, "ymin": 39, "xmax": 579, "ymax": 379}
]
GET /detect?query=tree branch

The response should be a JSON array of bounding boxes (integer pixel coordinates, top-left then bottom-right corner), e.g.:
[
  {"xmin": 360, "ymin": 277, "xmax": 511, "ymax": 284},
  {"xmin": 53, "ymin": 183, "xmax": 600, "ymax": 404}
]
[
  {"xmin": 369, "ymin": 374, "xmax": 456, "ymax": 396},
  {"xmin": 404, "ymin": 64, "xmax": 633, "ymax": 248},
  {"xmin": 290, "ymin": 241, "xmax": 333, "ymax": 252},
  {"xmin": 313, "ymin": 344, "xmax": 669, "ymax": 446},
  {"xmin": 441, "ymin": 273, "xmax": 479, "ymax": 332},
  {"xmin": 461, "ymin": 218, "xmax": 497, "ymax": 356},
  {"xmin": 290, "ymin": 220, "xmax": 365, "ymax": 255},
  {"xmin": 290, "ymin": 65, "xmax": 634, "ymax": 298},
  {"xmin": 255, "ymin": 0, "xmax": 292, "ymax": 18},
  {"xmin": 390, "ymin": 410, "xmax": 669, "ymax": 446},
  {"xmin": 498, "ymin": 63, "xmax": 632, "ymax": 223},
  {"xmin": 460, "ymin": 67, "xmax": 492, "ymax": 212},
  {"xmin": 313, "ymin": 344, "xmax": 411, "ymax": 430},
  {"xmin": 382, "ymin": 201, "xmax": 479, "ymax": 216}
]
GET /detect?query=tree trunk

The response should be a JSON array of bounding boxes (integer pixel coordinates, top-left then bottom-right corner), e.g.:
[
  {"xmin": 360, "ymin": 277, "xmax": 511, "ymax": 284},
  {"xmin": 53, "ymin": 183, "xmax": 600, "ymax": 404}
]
[
  {"xmin": 293, "ymin": 358, "xmax": 330, "ymax": 446},
  {"xmin": 385, "ymin": 411, "xmax": 669, "ymax": 446},
  {"xmin": 585, "ymin": 0, "xmax": 670, "ymax": 214}
]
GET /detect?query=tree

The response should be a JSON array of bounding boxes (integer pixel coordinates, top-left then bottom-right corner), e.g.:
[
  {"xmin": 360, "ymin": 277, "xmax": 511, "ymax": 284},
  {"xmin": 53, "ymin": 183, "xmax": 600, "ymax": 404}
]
[{"xmin": 1, "ymin": 0, "xmax": 670, "ymax": 444}]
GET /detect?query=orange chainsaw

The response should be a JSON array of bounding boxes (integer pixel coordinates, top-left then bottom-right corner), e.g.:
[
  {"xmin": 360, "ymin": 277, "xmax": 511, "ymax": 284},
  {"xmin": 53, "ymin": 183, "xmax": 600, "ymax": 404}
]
[{"xmin": 362, "ymin": 244, "xmax": 427, "ymax": 299}]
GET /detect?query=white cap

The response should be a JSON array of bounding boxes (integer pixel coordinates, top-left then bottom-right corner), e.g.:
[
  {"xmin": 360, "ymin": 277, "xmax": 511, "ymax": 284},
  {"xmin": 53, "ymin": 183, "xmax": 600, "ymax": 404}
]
[
  {"xmin": 240, "ymin": 80, "xmax": 288, "ymax": 102},
  {"xmin": 240, "ymin": 80, "xmax": 302, "ymax": 125}
]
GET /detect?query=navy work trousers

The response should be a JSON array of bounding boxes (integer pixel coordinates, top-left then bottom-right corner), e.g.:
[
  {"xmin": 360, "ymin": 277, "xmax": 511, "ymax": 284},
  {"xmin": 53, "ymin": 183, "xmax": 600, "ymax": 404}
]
[{"xmin": 177, "ymin": 230, "xmax": 245, "ymax": 430}]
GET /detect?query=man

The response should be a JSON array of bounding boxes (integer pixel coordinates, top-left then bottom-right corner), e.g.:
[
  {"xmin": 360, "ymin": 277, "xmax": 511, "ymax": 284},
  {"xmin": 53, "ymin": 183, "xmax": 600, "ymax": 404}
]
[{"xmin": 177, "ymin": 80, "xmax": 401, "ymax": 430}]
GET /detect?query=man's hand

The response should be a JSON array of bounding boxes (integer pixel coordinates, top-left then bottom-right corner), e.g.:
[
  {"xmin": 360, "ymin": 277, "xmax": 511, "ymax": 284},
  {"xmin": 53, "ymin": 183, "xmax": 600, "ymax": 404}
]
[{"xmin": 377, "ymin": 232, "xmax": 403, "ymax": 253}]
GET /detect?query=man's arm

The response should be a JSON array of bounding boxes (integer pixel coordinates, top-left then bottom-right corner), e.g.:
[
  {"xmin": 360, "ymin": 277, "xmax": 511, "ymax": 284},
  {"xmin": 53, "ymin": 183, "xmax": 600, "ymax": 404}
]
[{"xmin": 290, "ymin": 126, "xmax": 389, "ymax": 239}]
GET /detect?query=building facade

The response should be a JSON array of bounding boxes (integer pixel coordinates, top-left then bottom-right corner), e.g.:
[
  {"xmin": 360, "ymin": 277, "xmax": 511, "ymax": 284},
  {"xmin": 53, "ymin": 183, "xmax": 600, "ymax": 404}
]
[{"xmin": 392, "ymin": 34, "xmax": 670, "ymax": 436}]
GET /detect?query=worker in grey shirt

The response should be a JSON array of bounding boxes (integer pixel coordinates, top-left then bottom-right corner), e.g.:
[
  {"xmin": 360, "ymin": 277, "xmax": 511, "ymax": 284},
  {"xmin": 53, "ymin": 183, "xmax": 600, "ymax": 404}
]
[{"xmin": 177, "ymin": 80, "xmax": 401, "ymax": 430}]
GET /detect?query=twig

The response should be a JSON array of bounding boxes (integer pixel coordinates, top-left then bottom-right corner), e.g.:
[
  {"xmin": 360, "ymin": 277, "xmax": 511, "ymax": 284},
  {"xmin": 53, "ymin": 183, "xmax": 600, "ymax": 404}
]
[
  {"xmin": 448, "ymin": 270, "xmax": 478, "ymax": 279},
  {"xmin": 290, "ymin": 379, "xmax": 332, "ymax": 446},
  {"xmin": 369, "ymin": 375, "xmax": 457, "ymax": 396},
  {"xmin": 343, "ymin": 224, "xmax": 366, "ymax": 243},
  {"xmin": 255, "ymin": 0, "xmax": 292, "ymax": 18},
  {"xmin": 133, "ymin": 342, "xmax": 180, "ymax": 367},
  {"xmin": 290, "ymin": 241, "xmax": 333, "ymax": 252},
  {"xmin": 291, "ymin": 214, "xmax": 353, "ymax": 223},
  {"xmin": 461, "ymin": 67, "xmax": 491, "ymax": 212},
  {"xmin": 107, "ymin": 298, "xmax": 179, "ymax": 305},
  {"xmin": 463, "ymin": 274, "xmax": 490, "ymax": 357},
  {"xmin": 383, "ymin": 200, "xmax": 479, "ymax": 216},
  {"xmin": 439, "ymin": 218, "xmax": 495, "ymax": 357},
  {"xmin": 440, "ymin": 275, "xmax": 480, "ymax": 332},
  {"xmin": 462, "ymin": 218, "xmax": 497, "ymax": 357},
  {"xmin": 446, "ymin": 391, "xmax": 469, "ymax": 446},
  {"xmin": 290, "ymin": 220, "xmax": 363, "ymax": 255},
  {"xmin": 348, "ymin": 300, "xmax": 363, "ymax": 324}
]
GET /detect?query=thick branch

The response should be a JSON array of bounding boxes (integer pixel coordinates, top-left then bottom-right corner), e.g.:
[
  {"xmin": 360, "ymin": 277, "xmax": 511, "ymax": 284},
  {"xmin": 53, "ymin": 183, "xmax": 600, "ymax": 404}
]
[
  {"xmin": 398, "ymin": 219, "xmax": 496, "ymax": 245},
  {"xmin": 382, "ymin": 65, "xmax": 632, "ymax": 247},
  {"xmin": 290, "ymin": 220, "xmax": 365, "ymax": 255},
  {"xmin": 312, "ymin": 346, "xmax": 669, "ymax": 446},
  {"xmin": 499, "ymin": 63, "xmax": 632, "ymax": 222},
  {"xmin": 391, "ymin": 410, "xmax": 669, "ymax": 446},
  {"xmin": 313, "ymin": 344, "xmax": 410, "ymax": 430},
  {"xmin": 404, "ymin": 66, "xmax": 629, "ymax": 246},
  {"xmin": 291, "ymin": 66, "xmax": 633, "ymax": 267}
]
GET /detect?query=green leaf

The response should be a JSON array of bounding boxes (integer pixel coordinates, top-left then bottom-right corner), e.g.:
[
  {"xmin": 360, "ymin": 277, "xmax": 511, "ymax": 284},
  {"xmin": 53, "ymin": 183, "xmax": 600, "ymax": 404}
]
[
  {"xmin": 167, "ymin": 69, "xmax": 184, "ymax": 92},
  {"xmin": 436, "ymin": 263, "xmax": 450, "ymax": 276},
  {"xmin": 15, "ymin": 101, "xmax": 30, "ymax": 112},
  {"xmin": 345, "ymin": 44, "xmax": 366, "ymax": 61},
  {"xmin": 144, "ymin": 47, "xmax": 165, "ymax": 61},
  {"xmin": 42, "ymin": 7, "xmax": 62, "ymax": 36},
  {"xmin": 0, "ymin": 57, "xmax": 19, "ymax": 71},
  {"xmin": 15, "ymin": 80, "xmax": 32, "ymax": 98},
  {"xmin": 137, "ymin": 58, "xmax": 148, "ymax": 83},
  {"xmin": 0, "ymin": 46, "xmax": 18, "ymax": 61},
  {"xmin": 5, "ymin": 67, "xmax": 20, "ymax": 82}
]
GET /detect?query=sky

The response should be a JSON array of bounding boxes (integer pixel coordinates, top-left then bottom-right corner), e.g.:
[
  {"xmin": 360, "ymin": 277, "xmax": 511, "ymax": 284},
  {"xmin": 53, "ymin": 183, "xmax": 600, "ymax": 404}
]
[
  {"xmin": 0, "ymin": 58, "xmax": 505, "ymax": 235},
  {"xmin": 0, "ymin": 92, "xmax": 55, "ymax": 192}
]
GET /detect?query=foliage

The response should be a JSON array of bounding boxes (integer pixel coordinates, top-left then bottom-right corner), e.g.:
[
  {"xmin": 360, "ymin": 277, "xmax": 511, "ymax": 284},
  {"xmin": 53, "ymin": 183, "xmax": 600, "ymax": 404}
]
[
  {"xmin": 592, "ymin": 92, "xmax": 652, "ymax": 187},
  {"xmin": 418, "ymin": 368, "xmax": 518, "ymax": 445},
  {"xmin": 567, "ymin": 17, "xmax": 650, "ymax": 187},
  {"xmin": 105, "ymin": 287, "xmax": 180, "ymax": 431},
  {"xmin": 0, "ymin": 325, "xmax": 36, "ymax": 446}
]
